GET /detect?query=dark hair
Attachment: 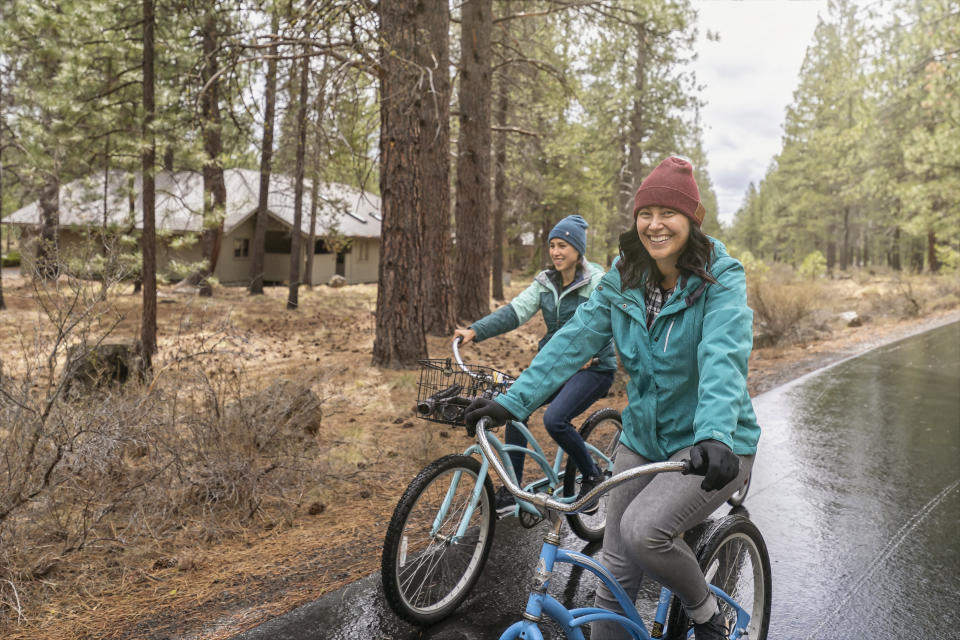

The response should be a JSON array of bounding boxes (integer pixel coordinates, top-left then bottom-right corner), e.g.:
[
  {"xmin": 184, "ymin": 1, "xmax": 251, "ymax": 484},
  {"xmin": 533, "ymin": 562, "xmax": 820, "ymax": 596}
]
[{"xmin": 617, "ymin": 224, "xmax": 718, "ymax": 290}]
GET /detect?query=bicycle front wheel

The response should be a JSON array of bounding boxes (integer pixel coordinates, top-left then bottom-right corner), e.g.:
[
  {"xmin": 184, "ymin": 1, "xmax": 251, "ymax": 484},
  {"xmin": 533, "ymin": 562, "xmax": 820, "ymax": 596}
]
[
  {"xmin": 564, "ymin": 407, "xmax": 622, "ymax": 542},
  {"xmin": 666, "ymin": 514, "xmax": 771, "ymax": 640},
  {"xmin": 381, "ymin": 454, "xmax": 496, "ymax": 626}
]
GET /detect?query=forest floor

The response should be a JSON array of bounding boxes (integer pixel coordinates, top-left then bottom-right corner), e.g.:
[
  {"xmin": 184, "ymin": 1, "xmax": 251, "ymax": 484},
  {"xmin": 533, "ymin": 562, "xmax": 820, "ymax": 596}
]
[{"xmin": 0, "ymin": 268, "xmax": 957, "ymax": 639}]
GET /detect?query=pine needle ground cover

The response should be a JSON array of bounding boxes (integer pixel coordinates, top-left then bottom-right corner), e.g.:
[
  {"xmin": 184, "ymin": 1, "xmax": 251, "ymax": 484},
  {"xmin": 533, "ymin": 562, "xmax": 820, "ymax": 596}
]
[{"xmin": 0, "ymin": 268, "xmax": 956, "ymax": 639}]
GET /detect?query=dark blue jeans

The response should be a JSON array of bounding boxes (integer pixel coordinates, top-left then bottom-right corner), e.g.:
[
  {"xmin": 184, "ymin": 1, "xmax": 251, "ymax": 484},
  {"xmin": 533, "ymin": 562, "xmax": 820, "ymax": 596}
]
[{"xmin": 505, "ymin": 368, "xmax": 615, "ymax": 484}]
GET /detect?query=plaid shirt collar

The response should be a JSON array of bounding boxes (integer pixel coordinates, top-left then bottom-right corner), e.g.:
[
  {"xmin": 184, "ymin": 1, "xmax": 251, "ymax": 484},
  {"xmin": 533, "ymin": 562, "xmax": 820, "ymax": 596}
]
[{"xmin": 645, "ymin": 281, "xmax": 676, "ymax": 329}]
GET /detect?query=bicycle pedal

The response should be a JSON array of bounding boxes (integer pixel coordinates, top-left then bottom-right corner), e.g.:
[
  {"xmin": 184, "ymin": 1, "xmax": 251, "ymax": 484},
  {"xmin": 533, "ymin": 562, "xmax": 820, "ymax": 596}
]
[
  {"xmin": 518, "ymin": 509, "xmax": 543, "ymax": 528},
  {"xmin": 496, "ymin": 504, "xmax": 517, "ymax": 519}
]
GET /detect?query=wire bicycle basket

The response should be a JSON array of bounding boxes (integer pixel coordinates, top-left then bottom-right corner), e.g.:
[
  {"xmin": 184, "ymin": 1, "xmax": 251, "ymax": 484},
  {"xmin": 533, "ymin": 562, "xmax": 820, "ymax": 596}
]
[{"xmin": 415, "ymin": 358, "xmax": 515, "ymax": 426}]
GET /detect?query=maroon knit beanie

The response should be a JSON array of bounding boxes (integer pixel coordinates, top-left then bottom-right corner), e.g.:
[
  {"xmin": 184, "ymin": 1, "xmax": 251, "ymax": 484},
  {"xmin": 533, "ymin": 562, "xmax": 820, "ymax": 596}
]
[{"xmin": 632, "ymin": 156, "xmax": 706, "ymax": 227}]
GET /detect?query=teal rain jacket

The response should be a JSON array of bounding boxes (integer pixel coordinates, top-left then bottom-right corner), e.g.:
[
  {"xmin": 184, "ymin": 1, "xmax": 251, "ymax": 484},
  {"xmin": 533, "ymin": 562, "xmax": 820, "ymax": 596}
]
[
  {"xmin": 495, "ymin": 239, "xmax": 760, "ymax": 461},
  {"xmin": 470, "ymin": 258, "xmax": 617, "ymax": 372}
]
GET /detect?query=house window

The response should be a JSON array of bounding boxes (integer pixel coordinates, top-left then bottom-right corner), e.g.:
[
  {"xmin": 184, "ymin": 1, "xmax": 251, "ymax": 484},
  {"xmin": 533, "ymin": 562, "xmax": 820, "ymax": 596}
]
[
  {"xmin": 357, "ymin": 241, "xmax": 369, "ymax": 262},
  {"xmin": 265, "ymin": 230, "xmax": 291, "ymax": 254},
  {"xmin": 234, "ymin": 238, "xmax": 250, "ymax": 258},
  {"xmin": 314, "ymin": 238, "xmax": 332, "ymax": 255}
]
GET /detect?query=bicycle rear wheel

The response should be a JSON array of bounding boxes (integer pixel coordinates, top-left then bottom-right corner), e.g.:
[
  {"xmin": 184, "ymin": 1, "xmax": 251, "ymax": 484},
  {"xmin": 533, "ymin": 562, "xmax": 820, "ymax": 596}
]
[
  {"xmin": 381, "ymin": 454, "xmax": 496, "ymax": 625},
  {"xmin": 665, "ymin": 514, "xmax": 771, "ymax": 640},
  {"xmin": 563, "ymin": 407, "xmax": 622, "ymax": 542}
]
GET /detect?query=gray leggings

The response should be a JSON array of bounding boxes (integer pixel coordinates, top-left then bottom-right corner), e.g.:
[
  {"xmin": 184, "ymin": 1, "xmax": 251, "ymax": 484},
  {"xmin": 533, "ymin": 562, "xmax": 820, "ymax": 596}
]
[{"xmin": 591, "ymin": 445, "xmax": 755, "ymax": 640}]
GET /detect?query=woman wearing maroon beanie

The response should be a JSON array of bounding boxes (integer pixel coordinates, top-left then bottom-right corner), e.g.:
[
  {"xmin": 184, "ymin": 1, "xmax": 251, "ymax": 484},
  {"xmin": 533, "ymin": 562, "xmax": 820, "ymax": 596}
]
[{"xmin": 467, "ymin": 157, "xmax": 761, "ymax": 640}]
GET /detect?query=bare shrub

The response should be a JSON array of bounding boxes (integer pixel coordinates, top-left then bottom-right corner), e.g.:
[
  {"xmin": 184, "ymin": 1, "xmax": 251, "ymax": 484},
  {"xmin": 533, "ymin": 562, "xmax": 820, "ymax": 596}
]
[
  {"xmin": 748, "ymin": 265, "xmax": 822, "ymax": 347},
  {"xmin": 0, "ymin": 264, "xmax": 331, "ymax": 627}
]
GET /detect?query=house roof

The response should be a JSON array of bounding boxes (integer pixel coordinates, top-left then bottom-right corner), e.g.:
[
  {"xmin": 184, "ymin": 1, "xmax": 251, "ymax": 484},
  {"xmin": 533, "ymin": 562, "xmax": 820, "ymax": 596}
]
[{"xmin": 4, "ymin": 169, "xmax": 382, "ymax": 239}]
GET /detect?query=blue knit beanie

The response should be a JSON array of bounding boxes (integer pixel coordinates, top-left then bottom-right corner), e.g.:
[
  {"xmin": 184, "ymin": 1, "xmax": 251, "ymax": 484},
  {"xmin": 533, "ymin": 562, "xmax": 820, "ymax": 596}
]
[{"xmin": 548, "ymin": 215, "xmax": 589, "ymax": 257}]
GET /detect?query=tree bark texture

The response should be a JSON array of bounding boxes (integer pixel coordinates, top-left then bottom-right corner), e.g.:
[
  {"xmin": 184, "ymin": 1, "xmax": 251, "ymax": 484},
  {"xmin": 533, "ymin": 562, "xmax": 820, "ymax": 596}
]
[
  {"xmin": 492, "ymin": 70, "xmax": 508, "ymax": 302},
  {"xmin": 36, "ymin": 172, "xmax": 61, "ymax": 280},
  {"xmin": 372, "ymin": 0, "xmax": 427, "ymax": 367},
  {"xmin": 287, "ymin": 51, "xmax": 310, "ymax": 310},
  {"xmin": 305, "ymin": 64, "xmax": 327, "ymax": 288},
  {"xmin": 927, "ymin": 229, "xmax": 940, "ymax": 273},
  {"xmin": 250, "ymin": 11, "xmax": 280, "ymax": 294},
  {"xmin": 0, "ymin": 74, "xmax": 5, "ymax": 310},
  {"xmin": 454, "ymin": 0, "xmax": 493, "ymax": 323},
  {"xmin": 199, "ymin": 6, "xmax": 226, "ymax": 297},
  {"xmin": 140, "ymin": 0, "xmax": 157, "ymax": 361},
  {"xmin": 418, "ymin": 0, "xmax": 456, "ymax": 335}
]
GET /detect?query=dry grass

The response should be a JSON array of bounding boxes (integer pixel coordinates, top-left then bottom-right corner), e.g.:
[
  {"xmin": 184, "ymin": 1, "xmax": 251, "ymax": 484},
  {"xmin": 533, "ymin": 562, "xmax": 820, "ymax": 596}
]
[{"xmin": 0, "ymin": 265, "xmax": 956, "ymax": 639}]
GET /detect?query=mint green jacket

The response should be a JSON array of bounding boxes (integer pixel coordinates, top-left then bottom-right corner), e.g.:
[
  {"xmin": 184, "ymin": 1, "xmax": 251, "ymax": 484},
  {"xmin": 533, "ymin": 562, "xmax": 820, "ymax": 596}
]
[
  {"xmin": 495, "ymin": 240, "xmax": 760, "ymax": 461},
  {"xmin": 470, "ymin": 259, "xmax": 617, "ymax": 372}
]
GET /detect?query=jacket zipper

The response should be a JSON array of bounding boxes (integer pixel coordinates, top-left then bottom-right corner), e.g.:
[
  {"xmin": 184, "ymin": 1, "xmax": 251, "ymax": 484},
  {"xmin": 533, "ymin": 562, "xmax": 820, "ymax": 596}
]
[{"xmin": 663, "ymin": 319, "xmax": 675, "ymax": 353}]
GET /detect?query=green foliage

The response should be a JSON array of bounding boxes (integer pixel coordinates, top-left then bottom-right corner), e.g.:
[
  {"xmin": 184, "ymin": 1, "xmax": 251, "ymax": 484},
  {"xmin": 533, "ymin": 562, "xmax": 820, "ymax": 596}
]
[
  {"xmin": 729, "ymin": 0, "xmax": 960, "ymax": 273},
  {"xmin": 799, "ymin": 251, "xmax": 827, "ymax": 280},
  {"xmin": 729, "ymin": 247, "xmax": 769, "ymax": 282},
  {"xmin": 1, "ymin": 250, "xmax": 21, "ymax": 267}
]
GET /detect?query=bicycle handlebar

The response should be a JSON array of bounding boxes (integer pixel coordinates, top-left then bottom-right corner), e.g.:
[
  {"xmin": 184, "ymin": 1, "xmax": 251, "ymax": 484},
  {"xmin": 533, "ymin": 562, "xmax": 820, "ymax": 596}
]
[
  {"xmin": 452, "ymin": 336, "xmax": 469, "ymax": 372},
  {"xmin": 475, "ymin": 417, "xmax": 690, "ymax": 514}
]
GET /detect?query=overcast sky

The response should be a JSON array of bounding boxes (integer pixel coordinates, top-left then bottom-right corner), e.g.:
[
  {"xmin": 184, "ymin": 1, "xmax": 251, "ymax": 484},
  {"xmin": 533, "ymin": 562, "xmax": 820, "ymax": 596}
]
[{"xmin": 692, "ymin": 0, "xmax": 828, "ymax": 224}]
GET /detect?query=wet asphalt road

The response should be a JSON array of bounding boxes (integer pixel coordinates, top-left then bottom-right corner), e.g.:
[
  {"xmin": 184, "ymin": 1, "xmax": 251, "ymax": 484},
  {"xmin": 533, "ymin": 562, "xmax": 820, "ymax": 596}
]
[{"xmin": 231, "ymin": 320, "xmax": 960, "ymax": 640}]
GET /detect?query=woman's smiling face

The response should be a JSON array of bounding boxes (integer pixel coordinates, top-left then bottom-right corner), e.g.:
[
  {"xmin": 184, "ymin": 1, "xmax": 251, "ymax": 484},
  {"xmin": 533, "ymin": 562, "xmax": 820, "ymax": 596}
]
[
  {"xmin": 635, "ymin": 205, "xmax": 691, "ymax": 269},
  {"xmin": 548, "ymin": 238, "xmax": 580, "ymax": 272}
]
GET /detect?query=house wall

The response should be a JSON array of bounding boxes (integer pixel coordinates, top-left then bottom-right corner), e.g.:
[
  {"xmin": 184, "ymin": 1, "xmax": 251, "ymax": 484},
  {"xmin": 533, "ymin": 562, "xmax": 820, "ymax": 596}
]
[
  {"xmin": 217, "ymin": 217, "xmax": 256, "ymax": 285},
  {"xmin": 157, "ymin": 235, "xmax": 203, "ymax": 280},
  {"xmin": 15, "ymin": 222, "xmax": 379, "ymax": 286},
  {"xmin": 309, "ymin": 253, "xmax": 337, "ymax": 285},
  {"xmin": 345, "ymin": 238, "xmax": 379, "ymax": 283}
]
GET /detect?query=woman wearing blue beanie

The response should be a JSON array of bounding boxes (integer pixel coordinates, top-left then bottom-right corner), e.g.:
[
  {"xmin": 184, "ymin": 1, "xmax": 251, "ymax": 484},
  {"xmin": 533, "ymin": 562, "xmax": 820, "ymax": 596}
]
[{"xmin": 454, "ymin": 214, "xmax": 617, "ymax": 513}]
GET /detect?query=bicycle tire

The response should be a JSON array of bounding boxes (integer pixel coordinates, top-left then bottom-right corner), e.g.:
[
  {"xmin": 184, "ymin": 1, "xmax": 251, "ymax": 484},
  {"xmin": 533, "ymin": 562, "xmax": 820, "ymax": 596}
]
[
  {"xmin": 563, "ymin": 407, "xmax": 622, "ymax": 542},
  {"xmin": 665, "ymin": 514, "xmax": 771, "ymax": 640},
  {"xmin": 381, "ymin": 454, "xmax": 496, "ymax": 626},
  {"xmin": 726, "ymin": 472, "xmax": 751, "ymax": 507}
]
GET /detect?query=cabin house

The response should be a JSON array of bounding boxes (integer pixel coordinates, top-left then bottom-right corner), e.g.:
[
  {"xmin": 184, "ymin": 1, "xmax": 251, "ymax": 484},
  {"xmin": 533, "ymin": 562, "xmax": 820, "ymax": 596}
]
[{"xmin": 5, "ymin": 169, "xmax": 382, "ymax": 285}]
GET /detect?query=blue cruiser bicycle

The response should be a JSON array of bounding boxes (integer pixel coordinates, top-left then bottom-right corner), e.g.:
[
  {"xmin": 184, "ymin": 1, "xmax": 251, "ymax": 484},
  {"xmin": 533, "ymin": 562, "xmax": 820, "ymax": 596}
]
[
  {"xmin": 473, "ymin": 416, "xmax": 771, "ymax": 640},
  {"xmin": 381, "ymin": 339, "xmax": 623, "ymax": 625}
]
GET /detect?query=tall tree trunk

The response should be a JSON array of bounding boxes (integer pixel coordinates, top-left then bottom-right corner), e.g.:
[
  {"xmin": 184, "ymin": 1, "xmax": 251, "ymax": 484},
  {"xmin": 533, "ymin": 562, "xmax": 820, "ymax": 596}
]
[
  {"xmin": 199, "ymin": 4, "xmax": 226, "ymax": 297},
  {"xmin": 287, "ymin": 50, "xmax": 309, "ymax": 310},
  {"xmin": 454, "ymin": 0, "xmax": 493, "ymax": 322},
  {"xmin": 101, "ymin": 137, "xmax": 111, "ymax": 259},
  {"xmin": 249, "ymin": 11, "xmax": 279, "ymax": 295},
  {"xmin": 372, "ymin": 0, "xmax": 427, "ymax": 367},
  {"xmin": 927, "ymin": 229, "xmax": 940, "ymax": 273},
  {"xmin": 305, "ymin": 63, "xmax": 327, "ymax": 288},
  {"xmin": 889, "ymin": 226, "xmax": 901, "ymax": 271},
  {"xmin": 141, "ymin": 0, "xmax": 157, "ymax": 362},
  {"xmin": 840, "ymin": 206, "xmax": 850, "ymax": 271},
  {"xmin": 491, "ymin": 63, "xmax": 508, "ymax": 302},
  {"xmin": 419, "ymin": 0, "xmax": 455, "ymax": 334},
  {"xmin": 0, "ymin": 73, "xmax": 5, "ymax": 310},
  {"xmin": 36, "ymin": 171, "xmax": 60, "ymax": 280},
  {"xmin": 306, "ymin": 176, "xmax": 318, "ymax": 287}
]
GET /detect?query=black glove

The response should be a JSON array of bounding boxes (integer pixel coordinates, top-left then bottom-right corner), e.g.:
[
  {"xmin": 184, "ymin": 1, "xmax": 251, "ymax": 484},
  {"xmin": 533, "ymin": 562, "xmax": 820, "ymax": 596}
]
[
  {"xmin": 464, "ymin": 397, "xmax": 514, "ymax": 437},
  {"xmin": 688, "ymin": 439, "xmax": 740, "ymax": 492}
]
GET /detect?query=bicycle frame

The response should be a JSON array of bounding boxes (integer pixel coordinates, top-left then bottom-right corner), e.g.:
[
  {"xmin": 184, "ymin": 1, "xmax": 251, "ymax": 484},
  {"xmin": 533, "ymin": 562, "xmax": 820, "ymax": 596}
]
[
  {"xmin": 498, "ymin": 514, "xmax": 753, "ymax": 640},
  {"xmin": 473, "ymin": 418, "xmax": 753, "ymax": 640},
  {"xmin": 434, "ymin": 419, "xmax": 614, "ymax": 543},
  {"xmin": 428, "ymin": 337, "xmax": 616, "ymax": 543}
]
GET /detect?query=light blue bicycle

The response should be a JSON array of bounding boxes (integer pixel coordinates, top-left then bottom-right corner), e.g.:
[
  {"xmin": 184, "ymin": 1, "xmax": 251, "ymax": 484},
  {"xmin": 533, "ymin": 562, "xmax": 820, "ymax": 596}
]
[
  {"xmin": 474, "ymin": 416, "xmax": 772, "ymax": 640},
  {"xmin": 381, "ymin": 340, "xmax": 623, "ymax": 625}
]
